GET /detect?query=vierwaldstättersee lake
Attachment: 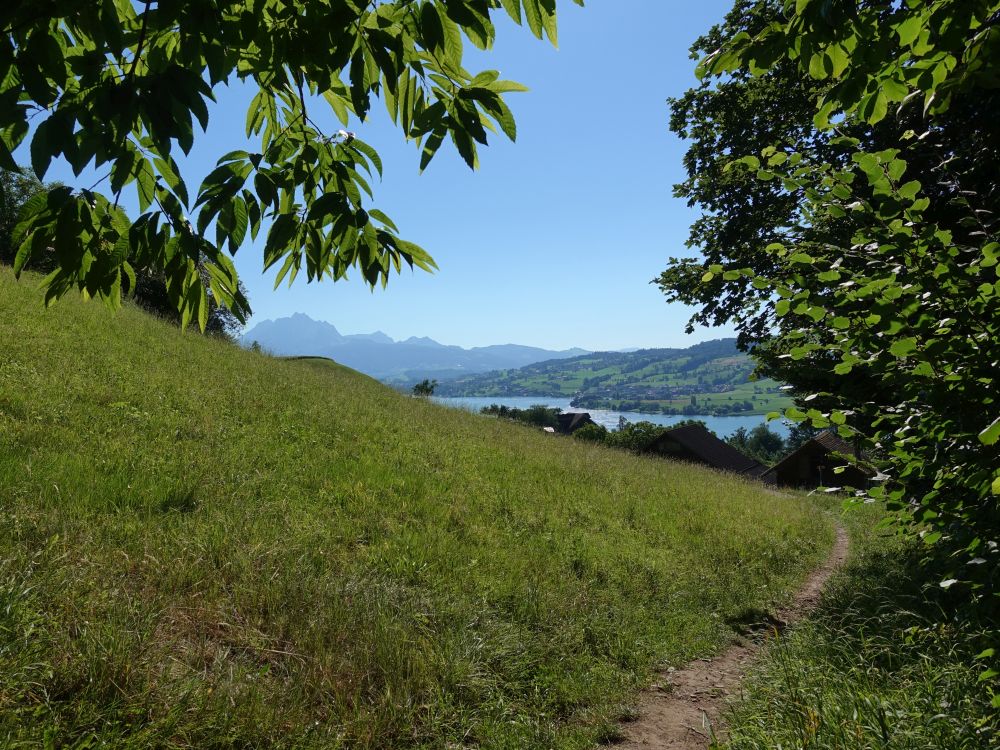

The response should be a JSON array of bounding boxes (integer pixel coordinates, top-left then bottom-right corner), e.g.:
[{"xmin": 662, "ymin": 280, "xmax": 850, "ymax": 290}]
[{"xmin": 433, "ymin": 396, "xmax": 789, "ymax": 438}]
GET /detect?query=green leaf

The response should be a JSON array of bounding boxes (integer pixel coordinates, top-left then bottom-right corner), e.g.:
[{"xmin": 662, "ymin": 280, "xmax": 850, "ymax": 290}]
[
  {"xmin": 136, "ymin": 159, "xmax": 155, "ymax": 211},
  {"xmin": 897, "ymin": 180, "xmax": 920, "ymax": 200},
  {"xmin": 785, "ymin": 407, "xmax": 806, "ymax": 422},
  {"xmin": 30, "ymin": 119, "xmax": 54, "ymax": 179},
  {"xmin": 895, "ymin": 15, "xmax": 922, "ymax": 47},
  {"xmin": 154, "ymin": 155, "xmax": 189, "ymax": 208},
  {"xmin": 419, "ymin": 126, "xmax": 447, "ymax": 172},
  {"xmin": 978, "ymin": 417, "xmax": 1000, "ymax": 446},
  {"xmin": 522, "ymin": 0, "xmax": 543, "ymax": 39},
  {"xmin": 323, "ymin": 88, "xmax": 351, "ymax": 126},
  {"xmin": 888, "ymin": 337, "xmax": 917, "ymax": 358},
  {"xmin": 500, "ymin": 0, "xmax": 521, "ymax": 24}
]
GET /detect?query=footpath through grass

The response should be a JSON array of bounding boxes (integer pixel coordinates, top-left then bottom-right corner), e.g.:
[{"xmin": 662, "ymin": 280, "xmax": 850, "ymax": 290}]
[
  {"xmin": 0, "ymin": 267, "xmax": 832, "ymax": 749},
  {"xmin": 722, "ymin": 499, "xmax": 998, "ymax": 749}
]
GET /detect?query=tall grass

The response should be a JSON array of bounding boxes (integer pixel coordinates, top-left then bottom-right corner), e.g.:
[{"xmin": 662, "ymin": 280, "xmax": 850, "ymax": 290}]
[
  {"xmin": 0, "ymin": 267, "xmax": 832, "ymax": 748},
  {"xmin": 722, "ymin": 501, "xmax": 997, "ymax": 749}
]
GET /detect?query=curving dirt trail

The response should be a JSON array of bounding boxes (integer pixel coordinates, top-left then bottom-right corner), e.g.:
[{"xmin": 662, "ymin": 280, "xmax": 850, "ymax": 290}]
[{"xmin": 611, "ymin": 523, "xmax": 849, "ymax": 749}]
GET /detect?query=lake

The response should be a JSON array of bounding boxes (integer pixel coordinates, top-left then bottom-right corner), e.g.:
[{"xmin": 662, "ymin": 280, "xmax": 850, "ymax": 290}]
[{"xmin": 433, "ymin": 395, "xmax": 789, "ymax": 438}]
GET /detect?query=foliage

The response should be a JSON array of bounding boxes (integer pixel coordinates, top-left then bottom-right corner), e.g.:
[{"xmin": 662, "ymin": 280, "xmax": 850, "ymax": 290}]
[
  {"xmin": 726, "ymin": 423, "xmax": 786, "ymax": 466},
  {"xmin": 411, "ymin": 377, "xmax": 437, "ymax": 397},
  {"xmin": 606, "ymin": 419, "xmax": 670, "ymax": 454},
  {"xmin": 480, "ymin": 402, "xmax": 560, "ymax": 428},
  {"xmin": 2, "ymin": 0, "xmax": 582, "ymax": 329},
  {"xmin": 573, "ymin": 418, "xmax": 716, "ymax": 456},
  {"xmin": 1, "ymin": 166, "xmax": 246, "ymax": 338},
  {"xmin": 661, "ymin": 0, "xmax": 1000, "ymax": 612},
  {"xmin": 571, "ymin": 422, "xmax": 608, "ymax": 443},
  {"xmin": 0, "ymin": 166, "xmax": 46, "ymax": 265},
  {"xmin": 784, "ymin": 420, "xmax": 822, "ymax": 453},
  {"xmin": 657, "ymin": 0, "xmax": 837, "ymax": 347},
  {"xmin": 131, "ymin": 265, "xmax": 249, "ymax": 339},
  {"xmin": 0, "ymin": 267, "xmax": 834, "ymax": 747},
  {"xmin": 727, "ymin": 500, "xmax": 997, "ymax": 748}
]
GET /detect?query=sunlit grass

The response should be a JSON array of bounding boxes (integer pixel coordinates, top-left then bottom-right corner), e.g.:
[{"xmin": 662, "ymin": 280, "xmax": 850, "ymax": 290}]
[
  {"xmin": 1, "ymin": 267, "xmax": 832, "ymax": 748},
  {"xmin": 721, "ymin": 500, "xmax": 996, "ymax": 749}
]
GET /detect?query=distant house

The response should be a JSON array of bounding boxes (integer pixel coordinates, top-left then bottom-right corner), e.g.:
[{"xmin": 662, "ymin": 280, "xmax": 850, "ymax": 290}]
[
  {"xmin": 649, "ymin": 423, "xmax": 764, "ymax": 475},
  {"xmin": 762, "ymin": 430, "xmax": 871, "ymax": 489},
  {"xmin": 557, "ymin": 411, "xmax": 596, "ymax": 435}
]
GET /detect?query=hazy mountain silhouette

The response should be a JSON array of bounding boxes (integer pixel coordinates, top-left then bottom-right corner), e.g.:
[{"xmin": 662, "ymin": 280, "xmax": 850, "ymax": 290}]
[{"xmin": 241, "ymin": 313, "xmax": 588, "ymax": 382}]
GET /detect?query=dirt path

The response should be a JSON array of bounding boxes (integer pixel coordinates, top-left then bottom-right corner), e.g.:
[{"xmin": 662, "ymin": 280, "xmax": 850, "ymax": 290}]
[{"xmin": 611, "ymin": 522, "xmax": 849, "ymax": 749}]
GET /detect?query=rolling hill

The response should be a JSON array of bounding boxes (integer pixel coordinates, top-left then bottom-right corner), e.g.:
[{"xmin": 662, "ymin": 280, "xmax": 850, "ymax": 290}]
[
  {"xmin": 435, "ymin": 338, "xmax": 793, "ymax": 416},
  {"xmin": 0, "ymin": 268, "xmax": 830, "ymax": 748}
]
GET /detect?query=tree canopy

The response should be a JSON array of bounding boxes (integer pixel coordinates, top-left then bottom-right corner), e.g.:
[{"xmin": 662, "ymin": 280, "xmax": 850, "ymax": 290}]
[
  {"xmin": 2, "ymin": 0, "xmax": 582, "ymax": 329},
  {"xmin": 661, "ymin": 0, "xmax": 1000, "ymax": 612}
]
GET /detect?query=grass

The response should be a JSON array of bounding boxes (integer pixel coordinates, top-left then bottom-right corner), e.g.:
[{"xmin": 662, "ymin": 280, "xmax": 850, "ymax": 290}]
[
  {"xmin": 720, "ymin": 499, "xmax": 998, "ymax": 749},
  {"xmin": 0, "ymin": 267, "xmax": 833, "ymax": 748}
]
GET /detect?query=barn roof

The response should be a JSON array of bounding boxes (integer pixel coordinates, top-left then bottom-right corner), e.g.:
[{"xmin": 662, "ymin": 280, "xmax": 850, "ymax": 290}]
[
  {"xmin": 812, "ymin": 430, "xmax": 856, "ymax": 455},
  {"xmin": 767, "ymin": 430, "xmax": 869, "ymax": 478},
  {"xmin": 653, "ymin": 423, "xmax": 763, "ymax": 475},
  {"xmin": 557, "ymin": 411, "xmax": 595, "ymax": 434}
]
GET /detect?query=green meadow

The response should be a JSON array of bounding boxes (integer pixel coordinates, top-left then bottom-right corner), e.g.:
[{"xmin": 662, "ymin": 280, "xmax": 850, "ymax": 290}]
[{"xmin": 0, "ymin": 268, "xmax": 832, "ymax": 748}]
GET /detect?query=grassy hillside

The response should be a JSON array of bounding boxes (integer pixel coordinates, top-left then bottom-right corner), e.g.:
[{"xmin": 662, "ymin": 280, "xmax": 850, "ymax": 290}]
[
  {"xmin": 434, "ymin": 340, "xmax": 792, "ymax": 416},
  {"xmin": 0, "ymin": 268, "xmax": 831, "ymax": 749}
]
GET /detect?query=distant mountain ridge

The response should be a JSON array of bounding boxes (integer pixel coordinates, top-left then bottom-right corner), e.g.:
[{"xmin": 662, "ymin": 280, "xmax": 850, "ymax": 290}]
[
  {"xmin": 240, "ymin": 313, "xmax": 588, "ymax": 382},
  {"xmin": 434, "ymin": 339, "xmax": 792, "ymax": 416}
]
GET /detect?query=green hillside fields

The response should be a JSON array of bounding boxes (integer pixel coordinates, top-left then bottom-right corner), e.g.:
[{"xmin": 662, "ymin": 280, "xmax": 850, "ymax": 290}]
[
  {"xmin": 0, "ymin": 268, "xmax": 831, "ymax": 748},
  {"xmin": 434, "ymin": 341, "xmax": 793, "ymax": 416}
]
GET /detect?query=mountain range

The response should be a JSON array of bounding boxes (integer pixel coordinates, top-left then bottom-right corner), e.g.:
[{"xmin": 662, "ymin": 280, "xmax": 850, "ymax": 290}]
[{"xmin": 240, "ymin": 313, "xmax": 589, "ymax": 382}]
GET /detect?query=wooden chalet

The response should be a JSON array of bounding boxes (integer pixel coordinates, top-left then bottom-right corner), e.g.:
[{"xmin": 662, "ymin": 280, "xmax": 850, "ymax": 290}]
[
  {"xmin": 649, "ymin": 423, "xmax": 764, "ymax": 476},
  {"xmin": 762, "ymin": 430, "xmax": 871, "ymax": 489},
  {"xmin": 556, "ymin": 411, "xmax": 596, "ymax": 435}
]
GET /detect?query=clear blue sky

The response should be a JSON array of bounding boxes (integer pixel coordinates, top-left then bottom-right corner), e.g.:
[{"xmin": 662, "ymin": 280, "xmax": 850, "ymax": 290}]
[{"xmin": 34, "ymin": 1, "xmax": 736, "ymax": 351}]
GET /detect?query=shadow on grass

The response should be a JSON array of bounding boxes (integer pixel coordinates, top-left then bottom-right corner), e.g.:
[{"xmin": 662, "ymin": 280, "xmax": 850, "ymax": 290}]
[{"xmin": 724, "ymin": 534, "xmax": 998, "ymax": 750}]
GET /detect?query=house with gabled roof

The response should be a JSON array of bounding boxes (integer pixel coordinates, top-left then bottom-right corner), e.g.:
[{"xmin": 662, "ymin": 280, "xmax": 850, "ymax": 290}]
[{"xmin": 762, "ymin": 430, "xmax": 872, "ymax": 489}]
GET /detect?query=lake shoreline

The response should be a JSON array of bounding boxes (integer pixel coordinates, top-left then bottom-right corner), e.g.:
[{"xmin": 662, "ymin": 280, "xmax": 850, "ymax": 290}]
[{"xmin": 432, "ymin": 395, "xmax": 790, "ymax": 438}]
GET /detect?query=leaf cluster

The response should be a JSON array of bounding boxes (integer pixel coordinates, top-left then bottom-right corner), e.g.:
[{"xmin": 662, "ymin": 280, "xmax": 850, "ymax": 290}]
[
  {"xmin": 663, "ymin": 0, "xmax": 1000, "ymax": 649},
  {"xmin": 1, "ymin": 0, "xmax": 582, "ymax": 329}
]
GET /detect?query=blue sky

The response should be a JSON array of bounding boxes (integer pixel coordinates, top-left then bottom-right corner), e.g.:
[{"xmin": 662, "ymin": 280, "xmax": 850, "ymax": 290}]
[{"xmin": 34, "ymin": 1, "xmax": 737, "ymax": 351}]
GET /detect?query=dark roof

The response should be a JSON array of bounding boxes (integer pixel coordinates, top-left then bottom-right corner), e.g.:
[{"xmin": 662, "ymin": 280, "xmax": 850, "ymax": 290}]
[
  {"xmin": 813, "ymin": 430, "xmax": 856, "ymax": 455},
  {"xmin": 652, "ymin": 423, "xmax": 763, "ymax": 474},
  {"xmin": 557, "ymin": 412, "xmax": 595, "ymax": 433},
  {"xmin": 767, "ymin": 430, "xmax": 868, "ymax": 478}
]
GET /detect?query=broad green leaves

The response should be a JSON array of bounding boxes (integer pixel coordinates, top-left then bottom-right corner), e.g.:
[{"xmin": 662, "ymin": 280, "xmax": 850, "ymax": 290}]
[
  {"xmin": 3, "ymin": 0, "xmax": 584, "ymax": 330},
  {"xmin": 699, "ymin": 0, "xmax": 1000, "ymax": 124},
  {"xmin": 669, "ymin": 0, "xmax": 1000, "ymax": 612}
]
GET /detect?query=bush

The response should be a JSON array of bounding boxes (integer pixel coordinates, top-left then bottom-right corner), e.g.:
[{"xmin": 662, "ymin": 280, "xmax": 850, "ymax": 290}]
[{"xmin": 572, "ymin": 423, "xmax": 608, "ymax": 443}]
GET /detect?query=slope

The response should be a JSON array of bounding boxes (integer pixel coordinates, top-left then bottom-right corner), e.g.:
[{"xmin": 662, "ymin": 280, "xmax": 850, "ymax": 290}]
[{"xmin": 0, "ymin": 267, "xmax": 830, "ymax": 749}]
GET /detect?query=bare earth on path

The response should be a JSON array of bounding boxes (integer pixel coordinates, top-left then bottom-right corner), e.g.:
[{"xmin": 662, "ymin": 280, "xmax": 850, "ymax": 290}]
[{"xmin": 610, "ymin": 522, "xmax": 850, "ymax": 750}]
